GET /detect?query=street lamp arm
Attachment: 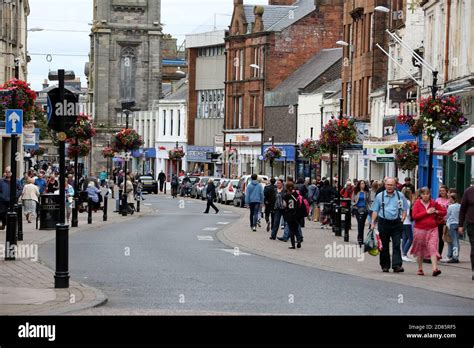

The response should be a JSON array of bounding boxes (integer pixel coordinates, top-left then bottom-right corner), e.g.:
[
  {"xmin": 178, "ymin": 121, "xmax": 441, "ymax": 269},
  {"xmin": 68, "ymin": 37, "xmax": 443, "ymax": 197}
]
[
  {"xmin": 376, "ymin": 44, "xmax": 423, "ymax": 87},
  {"xmin": 385, "ymin": 29, "xmax": 436, "ymax": 73}
]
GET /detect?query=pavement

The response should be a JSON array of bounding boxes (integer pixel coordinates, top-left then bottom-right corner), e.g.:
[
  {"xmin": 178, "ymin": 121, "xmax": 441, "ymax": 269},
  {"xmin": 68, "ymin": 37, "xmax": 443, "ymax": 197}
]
[
  {"xmin": 0, "ymin": 191, "xmax": 151, "ymax": 315},
  {"xmin": 217, "ymin": 203, "xmax": 474, "ymax": 300}
]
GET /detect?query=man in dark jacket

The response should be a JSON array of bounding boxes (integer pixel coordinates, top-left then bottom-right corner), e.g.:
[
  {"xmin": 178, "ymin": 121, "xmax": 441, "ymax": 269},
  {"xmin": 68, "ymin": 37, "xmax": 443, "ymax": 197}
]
[
  {"xmin": 158, "ymin": 171, "xmax": 166, "ymax": 193},
  {"xmin": 264, "ymin": 178, "xmax": 277, "ymax": 232},
  {"xmin": 203, "ymin": 179, "xmax": 219, "ymax": 214},
  {"xmin": 0, "ymin": 167, "xmax": 23, "ymax": 230}
]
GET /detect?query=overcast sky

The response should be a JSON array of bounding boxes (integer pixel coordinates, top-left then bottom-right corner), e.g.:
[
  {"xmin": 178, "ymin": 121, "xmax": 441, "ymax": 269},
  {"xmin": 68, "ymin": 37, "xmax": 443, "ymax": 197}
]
[{"xmin": 27, "ymin": 0, "xmax": 267, "ymax": 91}]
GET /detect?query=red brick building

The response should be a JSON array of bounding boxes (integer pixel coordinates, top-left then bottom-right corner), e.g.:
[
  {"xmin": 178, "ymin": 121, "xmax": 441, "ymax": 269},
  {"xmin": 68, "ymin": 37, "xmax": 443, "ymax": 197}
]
[
  {"xmin": 341, "ymin": 0, "xmax": 390, "ymax": 120},
  {"xmin": 224, "ymin": 0, "xmax": 344, "ymax": 176}
]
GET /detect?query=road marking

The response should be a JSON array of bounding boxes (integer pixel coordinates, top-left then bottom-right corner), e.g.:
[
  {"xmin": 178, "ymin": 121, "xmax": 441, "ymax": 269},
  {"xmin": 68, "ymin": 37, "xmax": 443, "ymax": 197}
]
[
  {"xmin": 197, "ymin": 236, "xmax": 214, "ymax": 241},
  {"xmin": 220, "ymin": 249, "xmax": 251, "ymax": 256},
  {"xmin": 223, "ymin": 211, "xmax": 233, "ymax": 214},
  {"xmin": 217, "ymin": 222, "xmax": 229, "ymax": 225},
  {"xmin": 144, "ymin": 203, "xmax": 153, "ymax": 206},
  {"xmin": 202, "ymin": 227, "xmax": 218, "ymax": 231}
]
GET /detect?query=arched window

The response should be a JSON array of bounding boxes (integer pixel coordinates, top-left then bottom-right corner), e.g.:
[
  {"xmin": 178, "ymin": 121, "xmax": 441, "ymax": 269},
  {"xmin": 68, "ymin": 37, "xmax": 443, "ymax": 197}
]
[{"xmin": 120, "ymin": 47, "xmax": 136, "ymax": 101}]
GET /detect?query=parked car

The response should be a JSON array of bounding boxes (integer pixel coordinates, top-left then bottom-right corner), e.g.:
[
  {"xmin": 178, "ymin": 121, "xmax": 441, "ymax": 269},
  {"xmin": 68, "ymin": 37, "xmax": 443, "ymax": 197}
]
[
  {"xmin": 217, "ymin": 179, "xmax": 229, "ymax": 203},
  {"xmin": 180, "ymin": 176, "xmax": 199, "ymax": 197},
  {"xmin": 138, "ymin": 175, "xmax": 158, "ymax": 194},
  {"xmin": 201, "ymin": 178, "xmax": 222, "ymax": 201},
  {"xmin": 233, "ymin": 175, "xmax": 268, "ymax": 208},
  {"xmin": 221, "ymin": 179, "xmax": 239, "ymax": 205},
  {"xmin": 194, "ymin": 176, "xmax": 211, "ymax": 199}
]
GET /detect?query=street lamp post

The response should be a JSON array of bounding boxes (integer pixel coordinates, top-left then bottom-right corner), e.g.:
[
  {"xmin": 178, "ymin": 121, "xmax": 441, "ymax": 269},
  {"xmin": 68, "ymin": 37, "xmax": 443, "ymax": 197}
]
[
  {"xmin": 71, "ymin": 136, "xmax": 79, "ymax": 228},
  {"xmin": 121, "ymin": 108, "xmax": 132, "ymax": 217},
  {"xmin": 228, "ymin": 139, "xmax": 232, "ymax": 179},
  {"xmin": 270, "ymin": 136, "xmax": 275, "ymax": 178},
  {"xmin": 320, "ymin": 105, "xmax": 324, "ymax": 178}
]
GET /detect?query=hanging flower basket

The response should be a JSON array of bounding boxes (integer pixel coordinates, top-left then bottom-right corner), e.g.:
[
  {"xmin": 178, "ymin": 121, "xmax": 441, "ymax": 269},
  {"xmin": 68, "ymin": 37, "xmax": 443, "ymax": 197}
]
[
  {"xmin": 67, "ymin": 139, "xmax": 91, "ymax": 158},
  {"xmin": 300, "ymin": 139, "xmax": 323, "ymax": 161},
  {"xmin": 0, "ymin": 79, "xmax": 37, "ymax": 123},
  {"xmin": 264, "ymin": 145, "xmax": 282, "ymax": 161},
  {"xmin": 111, "ymin": 128, "xmax": 143, "ymax": 152},
  {"xmin": 320, "ymin": 117, "xmax": 357, "ymax": 152},
  {"xmin": 30, "ymin": 146, "xmax": 46, "ymax": 157},
  {"xmin": 398, "ymin": 96, "xmax": 466, "ymax": 141},
  {"xmin": 168, "ymin": 148, "xmax": 185, "ymax": 160},
  {"xmin": 66, "ymin": 114, "xmax": 96, "ymax": 140},
  {"xmin": 395, "ymin": 142, "xmax": 419, "ymax": 172},
  {"xmin": 419, "ymin": 95, "xmax": 466, "ymax": 141},
  {"xmin": 102, "ymin": 146, "xmax": 115, "ymax": 158}
]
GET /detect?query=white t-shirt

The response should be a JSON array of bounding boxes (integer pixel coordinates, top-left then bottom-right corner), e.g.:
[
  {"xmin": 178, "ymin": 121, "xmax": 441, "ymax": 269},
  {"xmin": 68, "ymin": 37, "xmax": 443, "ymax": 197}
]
[{"xmin": 403, "ymin": 200, "xmax": 412, "ymax": 225}]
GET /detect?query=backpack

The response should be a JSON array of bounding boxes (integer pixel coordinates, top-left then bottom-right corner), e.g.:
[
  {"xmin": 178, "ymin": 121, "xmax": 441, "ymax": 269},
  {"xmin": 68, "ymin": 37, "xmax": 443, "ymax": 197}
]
[{"xmin": 295, "ymin": 190, "xmax": 310, "ymax": 219}]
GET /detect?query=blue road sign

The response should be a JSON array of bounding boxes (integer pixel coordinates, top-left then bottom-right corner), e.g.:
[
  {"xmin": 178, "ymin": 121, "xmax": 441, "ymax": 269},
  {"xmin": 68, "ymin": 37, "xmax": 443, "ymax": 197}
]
[{"xmin": 6, "ymin": 109, "xmax": 23, "ymax": 135}]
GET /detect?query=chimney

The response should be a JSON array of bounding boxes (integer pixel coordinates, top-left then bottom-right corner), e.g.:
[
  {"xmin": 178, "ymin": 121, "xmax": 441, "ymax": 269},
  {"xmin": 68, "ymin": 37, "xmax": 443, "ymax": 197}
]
[
  {"xmin": 269, "ymin": 0, "xmax": 295, "ymax": 5},
  {"xmin": 252, "ymin": 6, "xmax": 265, "ymax": 33}
]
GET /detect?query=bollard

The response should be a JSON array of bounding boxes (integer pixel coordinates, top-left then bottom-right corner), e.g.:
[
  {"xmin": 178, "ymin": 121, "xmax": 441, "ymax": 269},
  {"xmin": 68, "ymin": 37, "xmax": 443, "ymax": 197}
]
[
  {"xmin": 88, "ymin": 198, "xmax": 93, "ymax": 224},
  {"xmin": 343, "ymin": 207, "xmax": 351, "ymax": 242},
  {"xmin": 117, "ymin": 189, "xmax": 123, "ymax": 213},
  {"xmin": 17, "ymin": 203, "xmax": 23, "ymax": 241},
  {"xmin": 136, "ymin": 197, "xmax": 140, "ymax": 213},
  {"xmin": 103, "ymin": 194, "xmax": 108, "ymax": 222},
  {"xmin": 54, "ymin": 223, "xmax": 69, "ymax": 288},
  {"xmin": 333, "ymin": 204, "xmax": 342, "ymax": 237},
  {"xmin": 5, "ymin": 212, "xmax": 18, "ymax": 261},
  {"xmin": 71, "ymin": 196, "xmax": 79, "ymax": 228},
  {"xmin": 121, "ymin": 191, "xmax": 128, "ymax": 217}
]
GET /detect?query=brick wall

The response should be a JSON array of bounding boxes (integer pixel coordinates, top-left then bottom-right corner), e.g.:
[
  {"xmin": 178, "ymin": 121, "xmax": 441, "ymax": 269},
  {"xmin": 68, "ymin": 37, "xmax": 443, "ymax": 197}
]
[
  {"xmin": 187, "ymin": 48, "xmax": 198, "ymax": 145},
  {"xmin": 266, "ymin": 2, "xmax": 344, "ymax": 90}
]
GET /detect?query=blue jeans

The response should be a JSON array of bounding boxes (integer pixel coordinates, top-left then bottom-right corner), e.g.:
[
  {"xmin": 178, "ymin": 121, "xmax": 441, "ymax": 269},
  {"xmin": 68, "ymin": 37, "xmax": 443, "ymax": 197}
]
[
  {"xmin": 283, "ymin": 221, "xmax": 303, "ymax": 241},
  {"xmin": 271, "ymin": 210, "xmax": 284, "ymax": 239},
  {"xmin": 402, "ymin": 224, "xmax": 413, "ymax": 256},
  {"xmin": 249, "ymin": 203, "xmax": 260, "ymax": 228},
  {"xmin": 447, "ymin": 224, "xmax": 460, "ymax": 260}
]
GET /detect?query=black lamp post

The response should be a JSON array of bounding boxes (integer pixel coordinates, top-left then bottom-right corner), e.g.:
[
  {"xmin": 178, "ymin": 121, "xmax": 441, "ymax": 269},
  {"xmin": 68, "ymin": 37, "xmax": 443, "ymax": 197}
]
[
  {"xmin": 320, "ymin": 105, "xmax": 324, "ymax": 178},
  {"xmin": 71, "ymin": 136, "xmax": 79, "ymax": 228},
  {"xmin": 337, "ymin": 98, "xmax": 344, "ymax": 195},
  {"xmin": 121, "ymin": 104, "xmax": 134, "ymax": 216},
  {"xmin": 270, "ymin": 136, "xmax": 275, "ymax": 178},
  {"xmin": 228, "ymin": 139, "xmax": 232, "ymax": 178},
  {"xmin": 427, "ymin": 71, "xmax": 439, "ymax": 189}
]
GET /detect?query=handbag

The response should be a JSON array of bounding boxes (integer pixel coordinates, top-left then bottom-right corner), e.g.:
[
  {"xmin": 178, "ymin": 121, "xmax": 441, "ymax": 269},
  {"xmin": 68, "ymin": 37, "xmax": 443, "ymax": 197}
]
[{"xmin": 442, "ymin": 225, "xmax": 452, "ymax": 243}]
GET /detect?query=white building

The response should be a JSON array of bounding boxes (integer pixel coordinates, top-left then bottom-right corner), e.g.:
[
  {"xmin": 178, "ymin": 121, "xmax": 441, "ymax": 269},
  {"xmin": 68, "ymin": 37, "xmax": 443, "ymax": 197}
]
[{"xmin": 133, "ymin": 82, "xmax": 188, "ymax": 179}]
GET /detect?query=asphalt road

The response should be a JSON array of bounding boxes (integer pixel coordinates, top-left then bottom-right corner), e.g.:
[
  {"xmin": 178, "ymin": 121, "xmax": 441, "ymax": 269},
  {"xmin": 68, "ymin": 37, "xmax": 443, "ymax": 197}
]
[{"xmin": 40, "ymin": 194, "xmax": 474, "ymax": 315}]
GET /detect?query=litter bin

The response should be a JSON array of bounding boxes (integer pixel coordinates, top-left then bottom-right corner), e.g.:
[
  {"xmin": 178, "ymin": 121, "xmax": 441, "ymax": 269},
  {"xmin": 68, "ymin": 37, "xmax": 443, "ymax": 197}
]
[{"xmin": 39, "ymin": 194, "xmax": 61, "ymax": 230}]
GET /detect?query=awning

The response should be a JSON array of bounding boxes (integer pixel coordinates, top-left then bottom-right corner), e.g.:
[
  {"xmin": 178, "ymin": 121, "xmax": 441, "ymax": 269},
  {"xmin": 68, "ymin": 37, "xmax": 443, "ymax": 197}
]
[
  {"xmin": 433, "ymin": 125, "xmax": 474, "ymax": 156},
  {"xmin": 465, "ymin": 147, "xmax": 474, "ymax": 155}
]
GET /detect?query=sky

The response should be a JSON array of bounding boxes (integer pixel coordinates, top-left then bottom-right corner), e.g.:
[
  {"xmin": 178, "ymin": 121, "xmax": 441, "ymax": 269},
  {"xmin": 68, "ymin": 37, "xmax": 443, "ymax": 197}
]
[{"xmin": 27, "ymin": 0, "xmax": 268, "ymax": 91}]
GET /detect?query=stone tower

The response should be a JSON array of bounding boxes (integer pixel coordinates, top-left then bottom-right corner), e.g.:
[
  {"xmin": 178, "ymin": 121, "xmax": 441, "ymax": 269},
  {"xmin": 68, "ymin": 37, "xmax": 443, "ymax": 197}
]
[{"xmin": 87, "ymin": 0, "xmax": 162, "ymax": 175}]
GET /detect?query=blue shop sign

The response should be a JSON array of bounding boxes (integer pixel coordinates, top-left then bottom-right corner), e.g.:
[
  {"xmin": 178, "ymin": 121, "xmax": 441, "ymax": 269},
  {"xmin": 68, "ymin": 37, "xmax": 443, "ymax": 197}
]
[
  {"xmin": 132, "ymin": 148, "xmax": 157, "ymax": 158},
  {"xmin": 396, "ymin": 122, "xmax": 416, "ymax": 142},
  {"xmin": 262, "ymin": 145, "xmax": 295, "ymax": 161},
  {"xmin": 187, "ymin": 146, "xmax": 214, "ymax": 163}
]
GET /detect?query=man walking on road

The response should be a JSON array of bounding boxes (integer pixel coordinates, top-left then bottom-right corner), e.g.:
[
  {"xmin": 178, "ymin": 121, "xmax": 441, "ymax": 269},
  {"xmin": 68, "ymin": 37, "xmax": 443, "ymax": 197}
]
[
  {"xmin": 158, "ymin": 170, "xmax": 166, "ymax": 193},
  {"xmin": 246, "ymin": 174, "xmax": 264, "ymax": 232},
  {"xmin": 458, "ymin": 182, "xmax": 474, "ymax": 281},
  {"xmin": 370, "ymin": 177, "xmax": 408, "ymax": 273}
]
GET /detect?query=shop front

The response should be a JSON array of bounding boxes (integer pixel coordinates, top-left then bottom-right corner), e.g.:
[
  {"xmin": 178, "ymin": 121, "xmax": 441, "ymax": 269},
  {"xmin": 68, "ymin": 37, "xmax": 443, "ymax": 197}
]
[
  {"xmin": 132, "ymin": 148, "xmax": 157, "ymax": 176},
  {"xmin": 262, "ymin": 144, "xmax": 296, "ymax": 179},
  {"xmin": 224, "ymin": 133, "xmax": 262, "ymax": 178},
  {"xmin": 187, "ymin": 146, "xmax": 216, "ymax": 177}
]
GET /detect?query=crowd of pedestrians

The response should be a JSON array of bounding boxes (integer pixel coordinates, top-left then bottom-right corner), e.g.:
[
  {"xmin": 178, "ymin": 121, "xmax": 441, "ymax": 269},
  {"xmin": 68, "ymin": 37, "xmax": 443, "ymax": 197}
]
[{"xmin": 246, "ymin": 173, "xmax": 473, "ymax": 281}]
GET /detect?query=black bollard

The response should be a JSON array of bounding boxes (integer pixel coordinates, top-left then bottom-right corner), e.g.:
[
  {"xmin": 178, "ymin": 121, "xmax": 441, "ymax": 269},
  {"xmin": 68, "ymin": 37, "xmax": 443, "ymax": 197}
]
[
  {"xmin": 71, "ymin": 196, "xmax": 79, "ymax": 228},
  {"xmin": 103, "ymin": 194, "xmax": 108, "ymax": 222},
  {"xmin": 5, "ymin": 212, "xmax": 18, "ymax": 261},
  {"xmin": 343, "ymin": 207, "xmax": 350, "ymax": 242},
  {"xmin": 88, "ymin": 198, "xmax": 92, "ymax": 224},
  {"xmin": 54, "ymin": 223, "xmax": 69, "ymax": 288},
  {"xmin": 136, "ymin": 196, "xmax": 140, "ymax": 213},
  {"xmin": 333, "ymin": 204, "xmax": 342, "ymax": 237},
  {"xmin": 17, "ymin": 203, "xmax": 23, "ymax": 241},
  {"xmin": 121, "ymin": 191, "xmax": 128, "ymax": 217}
]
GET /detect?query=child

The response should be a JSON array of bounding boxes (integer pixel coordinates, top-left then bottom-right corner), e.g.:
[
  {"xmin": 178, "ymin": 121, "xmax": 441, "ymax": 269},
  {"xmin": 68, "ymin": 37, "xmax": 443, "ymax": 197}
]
[{"xmin": 445, "ymin": 193, "xmax": 461, "ymax": 263}]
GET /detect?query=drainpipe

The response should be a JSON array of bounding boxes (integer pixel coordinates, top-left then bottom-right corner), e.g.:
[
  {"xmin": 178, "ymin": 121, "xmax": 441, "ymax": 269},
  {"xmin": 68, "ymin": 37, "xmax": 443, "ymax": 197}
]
[{"xmin": 444, "ymin": 0, "xmax": 451, "ymax": 84}]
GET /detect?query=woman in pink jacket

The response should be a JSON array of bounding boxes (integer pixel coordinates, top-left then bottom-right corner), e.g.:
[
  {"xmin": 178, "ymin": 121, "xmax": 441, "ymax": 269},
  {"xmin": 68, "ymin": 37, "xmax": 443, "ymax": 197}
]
[{"xmin": 411, "ymin": 187, "xmax": 447, "ymax": 276}]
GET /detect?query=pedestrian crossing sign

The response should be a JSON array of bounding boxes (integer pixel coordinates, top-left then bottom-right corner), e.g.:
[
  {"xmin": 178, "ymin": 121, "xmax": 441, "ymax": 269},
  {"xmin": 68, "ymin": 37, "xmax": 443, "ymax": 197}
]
[{"xmin": 6, "ymin": 109, "xmax": 23, "ymax": 135}]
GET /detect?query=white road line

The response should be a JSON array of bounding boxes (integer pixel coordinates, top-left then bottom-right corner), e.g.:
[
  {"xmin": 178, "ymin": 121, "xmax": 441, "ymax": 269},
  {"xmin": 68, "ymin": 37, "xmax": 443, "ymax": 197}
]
[
  {"xmin": 197, "ymin": 236, "xmax": 214, "ymax": 241},
  {"xmin": 220, "ymin": 249, "xmax": 251, "ymax": 256},
  {"xmin": 217, "ymin": 222, "xmax": 229, "ymax": 225},
  {"xmin": 202, "ymin": 227, "xmax": 218, "ymax": 231},
  {"xmin": 223, "ymin": 211, "xmax": 233, "ymax": 214},
  {"xmin": 144, "ymin": 203, "xmax": 153, "ymax": 206}
]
